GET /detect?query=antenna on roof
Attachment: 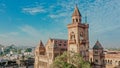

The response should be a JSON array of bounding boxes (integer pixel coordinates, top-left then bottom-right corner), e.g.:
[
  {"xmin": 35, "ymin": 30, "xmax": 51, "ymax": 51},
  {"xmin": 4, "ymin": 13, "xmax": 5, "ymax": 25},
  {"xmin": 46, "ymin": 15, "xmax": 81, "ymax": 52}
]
[{"xmin": 84, "ymin": 0, "xmax": 88, "ymax": 24}]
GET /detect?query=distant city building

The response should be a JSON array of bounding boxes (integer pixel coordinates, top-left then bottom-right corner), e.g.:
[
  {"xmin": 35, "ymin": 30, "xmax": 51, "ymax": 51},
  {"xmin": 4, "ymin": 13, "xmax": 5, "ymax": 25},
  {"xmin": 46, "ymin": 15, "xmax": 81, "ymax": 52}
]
[
  {"xmin": 0, "ymin": 45, "xmax": 5, "ymax": 55},
  {"xmin": 34, "ymin": 5, "xmax": 120, "ymax": 68}
]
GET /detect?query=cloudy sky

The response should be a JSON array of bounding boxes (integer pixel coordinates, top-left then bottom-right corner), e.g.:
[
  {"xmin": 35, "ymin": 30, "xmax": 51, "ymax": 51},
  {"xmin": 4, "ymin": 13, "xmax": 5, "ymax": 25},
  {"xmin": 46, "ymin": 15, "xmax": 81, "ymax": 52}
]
[{"xmin": 0, "ymin": 0, "xmax": 120, "ymax": 48}]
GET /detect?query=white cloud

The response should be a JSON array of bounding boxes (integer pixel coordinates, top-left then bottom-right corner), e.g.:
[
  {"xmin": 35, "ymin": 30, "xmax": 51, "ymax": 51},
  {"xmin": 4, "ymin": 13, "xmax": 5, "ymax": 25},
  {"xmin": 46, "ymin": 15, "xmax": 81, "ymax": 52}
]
[
  {"xmin": 0, "ymin": 26, "xmax": 42, "ymax": 46},
  {"xmin": 22, "ymin": 6, "xmax": 46, "ymax": 15},
  {"xmin": 0, "ymin": 25, "xmax": 45, "ymax": 46},
  {"xmin": 50, "ymin": 0, "xmax": 120, "ymax": 48},
  {"xmin": 19, "ymin": 25, "xmax": 40, "ymax": 37}
]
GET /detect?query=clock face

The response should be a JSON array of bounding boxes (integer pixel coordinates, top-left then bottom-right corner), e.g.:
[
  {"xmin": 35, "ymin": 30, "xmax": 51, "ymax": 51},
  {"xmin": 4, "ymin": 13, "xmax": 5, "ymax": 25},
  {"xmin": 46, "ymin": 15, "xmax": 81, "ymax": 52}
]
[{"xmin": 69, "ymin": 44, "xmax": 77, "ymax": 52}]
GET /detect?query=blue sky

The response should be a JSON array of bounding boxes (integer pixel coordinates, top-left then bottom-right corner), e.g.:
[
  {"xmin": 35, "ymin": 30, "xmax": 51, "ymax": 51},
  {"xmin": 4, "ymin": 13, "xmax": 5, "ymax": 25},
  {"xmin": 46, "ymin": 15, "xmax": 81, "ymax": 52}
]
[{"xmin": 0, "ymin": 0, "xmax": 120, "ymax": 48}]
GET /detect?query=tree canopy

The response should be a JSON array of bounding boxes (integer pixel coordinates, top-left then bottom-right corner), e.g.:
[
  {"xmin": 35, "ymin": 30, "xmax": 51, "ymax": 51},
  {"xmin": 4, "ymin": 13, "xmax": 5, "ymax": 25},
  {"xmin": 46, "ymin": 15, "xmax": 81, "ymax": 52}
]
[
  {"xmin": 25, "ymin": 48, "xmax": 32, "ymax": 52},
  {"xmin": 51, "ymin": 52, "xmax": 91, "ymax": 68}
]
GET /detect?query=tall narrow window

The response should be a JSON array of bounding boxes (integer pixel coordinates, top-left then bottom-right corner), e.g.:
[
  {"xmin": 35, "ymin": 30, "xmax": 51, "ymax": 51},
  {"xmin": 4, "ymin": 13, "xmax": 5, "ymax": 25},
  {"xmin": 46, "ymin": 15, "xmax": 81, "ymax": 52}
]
[
  {"xmin": 110, "ymin": 60, "xmax": 112, "ymax": 64},
  {"xmin": 119, "ymin": 61, "xmax": 120, "ymax": 66},
  {"xmin": 76, "ymin": 19, "xmax": 78, "ymax": 22},
  {"xmin": 90, "ymin": 58, "xmax": 92, "ymax": 62},
  {"xmin": 73, "ymin": 19, "xmax": 74, "ymax": 22}
]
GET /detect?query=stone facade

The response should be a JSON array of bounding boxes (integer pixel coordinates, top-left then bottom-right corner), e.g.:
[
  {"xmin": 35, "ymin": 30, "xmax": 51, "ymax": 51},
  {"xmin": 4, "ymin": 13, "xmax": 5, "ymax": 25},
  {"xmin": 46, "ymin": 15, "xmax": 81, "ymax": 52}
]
[
  {"xmin": 34, "ymin": 39, "xmax": 67, "ymax": 68},
  {"xmin": 34, "ymin": 5, "xmax": 120, "ymax": 68},
  {"xmin": 67, "ymin": 6, "xmax": 89, "ymax": 61}
]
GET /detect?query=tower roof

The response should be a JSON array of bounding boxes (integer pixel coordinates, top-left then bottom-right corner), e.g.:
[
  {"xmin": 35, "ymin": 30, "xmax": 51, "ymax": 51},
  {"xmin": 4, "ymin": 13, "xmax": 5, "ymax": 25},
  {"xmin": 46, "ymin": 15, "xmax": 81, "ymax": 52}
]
[
  {"xmin": 72, "ymin": 5, "xmax": 81, "ymax": 17},
  {"xmin": 93, "ymin": 41, "xmax": 103, "ymax": 49},
  {"xmin": 39, "ymin": 40, "xmax": 44, "ymax": 47}
]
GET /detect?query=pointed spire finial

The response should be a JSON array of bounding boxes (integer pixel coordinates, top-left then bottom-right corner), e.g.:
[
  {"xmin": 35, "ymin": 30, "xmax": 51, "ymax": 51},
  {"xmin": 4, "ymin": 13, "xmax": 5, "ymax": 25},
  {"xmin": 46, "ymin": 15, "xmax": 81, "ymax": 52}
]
[
  {"xmin": 74, "ymin": 0, "xmax": 79, "ymax": 6},
  {"xmin": 75, "ymin": 3, "xmax": 77, "ymax": 7},
  {"xmin": 39, "ymin": 40, "xmax": 44, "ymax": 47},
  {"xmin": 93, "ymin": 40, "xmax": 103, "ymax": 49},
  {"xmin": 72, "ymin": 5, "xmax": 81, "ymax": 17}
]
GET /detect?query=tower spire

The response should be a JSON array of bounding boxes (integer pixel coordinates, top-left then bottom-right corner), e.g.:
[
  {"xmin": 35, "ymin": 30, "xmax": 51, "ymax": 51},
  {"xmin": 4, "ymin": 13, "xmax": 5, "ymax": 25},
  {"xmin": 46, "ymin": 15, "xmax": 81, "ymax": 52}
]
[
  {"xmin": 93, "ymin": 41, "xmax": 103, "ymax": 49},
  {"xmin": 72, "ymin": 5, "xmax": 81, "ymax": 17},
  {"xmin": 39, "ymin": 40, "xmax": 44, "ymax": 47},
  {"xmin": 72, "ymin": 5, "xmax": 81, "ymax": 23}
]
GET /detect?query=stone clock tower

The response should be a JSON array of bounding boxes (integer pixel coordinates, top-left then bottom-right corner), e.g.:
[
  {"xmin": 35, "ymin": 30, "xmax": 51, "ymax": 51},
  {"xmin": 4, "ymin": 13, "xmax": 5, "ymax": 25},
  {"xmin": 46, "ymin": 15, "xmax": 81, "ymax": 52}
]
[{"xmin": 67, "ymin": 5, "xmax": 89, "ymax": 61}]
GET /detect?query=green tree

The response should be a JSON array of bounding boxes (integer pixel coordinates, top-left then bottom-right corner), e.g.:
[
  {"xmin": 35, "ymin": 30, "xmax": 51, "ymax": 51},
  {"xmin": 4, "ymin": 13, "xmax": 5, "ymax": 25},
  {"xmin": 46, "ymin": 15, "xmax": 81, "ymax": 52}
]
[
  {"xmin": 51, "ymin": 52, "xmax": 91, "ymax": 68},
  {"xmin": 17, "ymin": 49, "xmax": 22, "ymax": 54},
  {"xmin": 4, "ymin": 48, "xmax": 10, "ymax": 54},
  {"xmin": 0, "ymin": 52, "xmax": 4, "ymax": 56},
  {"xmin": 25, "ymin": 48, "xmax": 32, "ymax": 52}
]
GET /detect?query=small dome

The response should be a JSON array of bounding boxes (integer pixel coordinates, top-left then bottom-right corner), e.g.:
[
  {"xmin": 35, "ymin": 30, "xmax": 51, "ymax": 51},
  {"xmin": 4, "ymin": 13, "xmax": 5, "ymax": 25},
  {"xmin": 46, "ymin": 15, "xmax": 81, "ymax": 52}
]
[{"xmin": 93, "ymin": 41, "xmax": 103, "ymax": 49}]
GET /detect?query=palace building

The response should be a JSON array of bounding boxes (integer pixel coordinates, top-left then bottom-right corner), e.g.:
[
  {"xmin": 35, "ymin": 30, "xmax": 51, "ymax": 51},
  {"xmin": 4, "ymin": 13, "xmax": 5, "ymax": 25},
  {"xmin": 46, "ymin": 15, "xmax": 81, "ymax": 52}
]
[{"xmin": 34, "ymin": 5, "xmax": 120, "ymax": 68}]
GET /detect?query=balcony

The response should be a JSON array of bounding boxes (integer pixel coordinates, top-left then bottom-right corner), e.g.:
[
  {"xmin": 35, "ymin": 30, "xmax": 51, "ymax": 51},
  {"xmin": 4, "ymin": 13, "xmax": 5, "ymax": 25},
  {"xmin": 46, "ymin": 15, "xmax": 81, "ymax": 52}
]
[{"xmin": 69, "ymin": 40, "xmax": 76, "ymax": 44}]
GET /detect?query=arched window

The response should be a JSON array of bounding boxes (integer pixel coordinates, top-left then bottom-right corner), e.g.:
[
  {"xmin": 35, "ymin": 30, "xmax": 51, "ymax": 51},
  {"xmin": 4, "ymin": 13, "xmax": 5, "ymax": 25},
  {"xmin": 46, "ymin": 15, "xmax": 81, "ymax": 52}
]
[
  {"xmin": 76, "ymin": 19, "xmax": 78, "ymax": 22},
  {"xmin": 73, "ymin": 19, "xmax": 74, "ymax": 22},
  {"xmin": 70, "ymin": 32, "xmax": 75, "ymax": 40},
  {"xmin": 95, "ymin": 51, "xmax": 98, "ymax": 54},
  {"xmin": 110, "ymin": 60, "xmax": 112, "ymax": 64},
  {"xmin": 108, "ymin": 60, "xmax": 110, "ymax": 64},
  {"xmin": 105, "ymin": 60, "xmax": 107, "ymax": 64},
  {"xmin": 115, "ymin": 61, "xmax": 117, "ymax": 63},
  {"xmin": 119, "ymin": 61, "xmax": 120, "ymax": 66},
  {"xmin": 90, "ymin": 58, "xmax": 92, "ymax": 62}
]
